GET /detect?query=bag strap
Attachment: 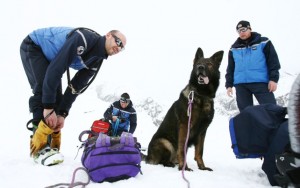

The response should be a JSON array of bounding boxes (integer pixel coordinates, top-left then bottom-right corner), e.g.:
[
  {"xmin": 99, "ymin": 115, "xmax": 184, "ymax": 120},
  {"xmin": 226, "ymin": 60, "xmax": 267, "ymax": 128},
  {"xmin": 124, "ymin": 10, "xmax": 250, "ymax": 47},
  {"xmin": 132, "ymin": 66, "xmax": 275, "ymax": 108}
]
[
  {"xmin": 66, "ymin": 27, "xmax": 100, "ymax": 39},
  {"xmin": 66, "ymin": 27, "xmax": 103, "ymax": 95},
  {"xmin": 67, "ymin": 59, "xmax": 103, "ymax": 95},
  {"xmin": 45, "ymin": 167, "xmax": 90, "ymax": 188}
]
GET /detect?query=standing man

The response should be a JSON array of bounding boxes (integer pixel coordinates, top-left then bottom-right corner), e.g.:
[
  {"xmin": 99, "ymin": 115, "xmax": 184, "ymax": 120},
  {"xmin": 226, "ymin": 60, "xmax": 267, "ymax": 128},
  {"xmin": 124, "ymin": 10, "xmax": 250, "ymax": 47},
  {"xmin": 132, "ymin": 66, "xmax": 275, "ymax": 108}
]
[
  {"xmin": 225, "ymin": 20, "xmax": 281, "ymax": 112},
  {"xmin": 20, "ymin": 27, "xmax": 126, "ymax": 165}
]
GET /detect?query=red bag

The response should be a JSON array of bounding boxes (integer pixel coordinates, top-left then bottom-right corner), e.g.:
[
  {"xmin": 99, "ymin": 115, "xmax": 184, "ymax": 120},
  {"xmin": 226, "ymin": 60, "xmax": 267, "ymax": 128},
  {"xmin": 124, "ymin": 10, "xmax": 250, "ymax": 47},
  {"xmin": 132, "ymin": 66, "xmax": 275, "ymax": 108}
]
[{"xmin": 90, "ymin": 120, "xmax": 110, "ymax": 136}]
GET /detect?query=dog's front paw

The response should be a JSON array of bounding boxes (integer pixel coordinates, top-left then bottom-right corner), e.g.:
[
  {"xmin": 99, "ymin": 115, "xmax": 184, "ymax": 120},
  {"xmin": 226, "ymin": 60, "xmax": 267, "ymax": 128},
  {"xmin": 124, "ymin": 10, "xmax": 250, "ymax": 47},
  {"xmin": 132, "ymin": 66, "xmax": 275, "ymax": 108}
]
[
  {"xmin": 198, "ymin": 165, "xmax": 213, "ymax": 171},
  {"xmin": 163, "ymin": 162, "xmax": 176, "ymax": 168},
  {"xmin": 178, "ymin": 165, "xmax": 193, "ymax": 171}
]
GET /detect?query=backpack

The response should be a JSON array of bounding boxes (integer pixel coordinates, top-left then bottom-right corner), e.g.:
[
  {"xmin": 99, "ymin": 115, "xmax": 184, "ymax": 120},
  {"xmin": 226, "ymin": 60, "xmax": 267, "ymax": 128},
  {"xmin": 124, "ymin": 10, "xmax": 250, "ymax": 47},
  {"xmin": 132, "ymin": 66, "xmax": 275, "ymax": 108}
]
[
  {"xmin": 229, "ymin": 104, "xmax": 288, "ymax": 159},
  {"xmin": 80, "ymin": 132, "xmax": 142, "ymax": 183}
]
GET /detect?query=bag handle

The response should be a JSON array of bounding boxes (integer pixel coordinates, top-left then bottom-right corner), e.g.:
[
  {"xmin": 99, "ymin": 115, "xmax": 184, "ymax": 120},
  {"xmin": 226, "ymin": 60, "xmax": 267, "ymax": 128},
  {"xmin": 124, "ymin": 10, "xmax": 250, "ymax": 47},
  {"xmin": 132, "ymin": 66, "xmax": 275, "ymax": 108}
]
[
  {"xmin": 96, "ymin": 133, "xmax": 111, "ymax": 147},
  {"xmin": 78, "ymin": 130, "xmax": 94, "ymax": 142},
  {"xmin": 120, "ymin": 132, "xmax": 135, "ymax": 147}
]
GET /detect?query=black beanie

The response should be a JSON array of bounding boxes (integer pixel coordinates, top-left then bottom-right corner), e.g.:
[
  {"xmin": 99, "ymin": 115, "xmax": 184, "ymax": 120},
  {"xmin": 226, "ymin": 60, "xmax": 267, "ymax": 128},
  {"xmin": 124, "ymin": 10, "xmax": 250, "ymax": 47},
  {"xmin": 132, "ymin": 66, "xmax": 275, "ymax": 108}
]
[
  {"xmin": 121, "ymin": 93, "xmax": 130, "ymax": 100},
  {"xmin": 236, "ymin": 20, "xmax": 251, "ymax": 30}
]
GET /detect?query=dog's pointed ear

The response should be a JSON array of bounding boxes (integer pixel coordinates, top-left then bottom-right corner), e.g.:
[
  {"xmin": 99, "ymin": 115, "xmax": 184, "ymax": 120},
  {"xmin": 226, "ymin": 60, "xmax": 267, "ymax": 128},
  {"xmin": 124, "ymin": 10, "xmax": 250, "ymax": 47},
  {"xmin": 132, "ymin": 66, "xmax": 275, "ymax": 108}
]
[
  {"xmin": 194, "ymin": 47, "xmax": 204, "ymax": 62},
  {"xmin": 210, "ymin": 50, "xmax": 224, "ymax": 67}
]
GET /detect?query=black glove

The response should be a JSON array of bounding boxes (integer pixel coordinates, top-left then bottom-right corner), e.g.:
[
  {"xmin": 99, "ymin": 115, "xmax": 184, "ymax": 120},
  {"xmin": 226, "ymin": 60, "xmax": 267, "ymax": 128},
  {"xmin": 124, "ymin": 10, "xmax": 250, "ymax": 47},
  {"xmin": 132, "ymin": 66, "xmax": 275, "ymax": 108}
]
[
  {"xmin": 119, "ymin": 118, "xmax": 126, "ymax": 123},
  {"xmin": 106, "ymin": 114, "xmax": 112, "ymax": 121}
]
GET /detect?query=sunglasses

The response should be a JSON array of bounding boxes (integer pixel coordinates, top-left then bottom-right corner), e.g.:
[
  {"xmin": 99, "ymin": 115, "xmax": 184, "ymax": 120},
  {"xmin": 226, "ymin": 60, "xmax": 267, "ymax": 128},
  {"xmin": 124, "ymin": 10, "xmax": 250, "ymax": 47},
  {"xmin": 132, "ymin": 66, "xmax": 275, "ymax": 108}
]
[
  {"xmin": 120, "ymin": 97, "xmax": 130, "ymax": 103},
  {"xmin": 237, "ymin": 27, "xmax": 249, "ymax": 34},
  {"xmin": 112, "ymin": 34, "xmax": 124, "ymax": 50}
]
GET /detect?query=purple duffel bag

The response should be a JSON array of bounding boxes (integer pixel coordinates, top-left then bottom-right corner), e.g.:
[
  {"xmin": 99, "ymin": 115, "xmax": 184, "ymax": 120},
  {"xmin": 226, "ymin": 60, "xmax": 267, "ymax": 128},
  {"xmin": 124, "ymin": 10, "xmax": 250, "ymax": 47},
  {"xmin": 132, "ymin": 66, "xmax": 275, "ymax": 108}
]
[{"xmin": 81, "ymin": 132, "xmax": 142, "ymax": 183}]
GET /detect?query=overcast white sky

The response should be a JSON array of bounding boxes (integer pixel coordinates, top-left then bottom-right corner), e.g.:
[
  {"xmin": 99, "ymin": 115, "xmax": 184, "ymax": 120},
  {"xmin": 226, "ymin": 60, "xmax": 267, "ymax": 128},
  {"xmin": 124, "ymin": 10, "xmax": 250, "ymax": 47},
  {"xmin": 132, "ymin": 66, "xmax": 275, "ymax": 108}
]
[{"xmin": 2, "ymin": 0, "xmax": 300, "ymax": 102}]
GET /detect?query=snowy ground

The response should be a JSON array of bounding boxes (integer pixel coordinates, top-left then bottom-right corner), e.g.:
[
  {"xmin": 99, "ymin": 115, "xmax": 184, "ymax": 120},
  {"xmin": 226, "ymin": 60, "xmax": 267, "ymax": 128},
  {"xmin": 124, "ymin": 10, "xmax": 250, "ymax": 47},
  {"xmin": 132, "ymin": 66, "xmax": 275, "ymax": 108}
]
[{"xmin": 1, "ymin": 87, "xmax": 276, "ymax": 188}]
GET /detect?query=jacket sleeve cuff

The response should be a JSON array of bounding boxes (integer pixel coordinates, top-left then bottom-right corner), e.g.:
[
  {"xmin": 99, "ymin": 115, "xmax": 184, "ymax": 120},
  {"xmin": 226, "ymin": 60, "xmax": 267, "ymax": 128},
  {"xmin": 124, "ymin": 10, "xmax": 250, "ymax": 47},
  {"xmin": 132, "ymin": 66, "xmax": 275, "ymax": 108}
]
[
  {"xmin": 269, "ymin": 78, "xmax": 278, "ymax": 83},
  {"xmin": 57, "ymin": 111, "xmax": 68, "ymax": 118},
  {"xmin": 43, "ymin": 103, "xmax": 55, "ymax": 109}
]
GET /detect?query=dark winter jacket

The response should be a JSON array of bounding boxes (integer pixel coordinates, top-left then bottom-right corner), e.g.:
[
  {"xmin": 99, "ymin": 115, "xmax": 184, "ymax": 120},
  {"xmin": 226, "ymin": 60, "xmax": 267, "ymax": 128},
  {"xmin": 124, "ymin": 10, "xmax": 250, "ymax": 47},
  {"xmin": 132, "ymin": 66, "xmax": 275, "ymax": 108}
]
[
  {"xmin": 225, "ymin": 32, "xmax": 281, "ymax": 88},
  {"xmin": 103, "ymin": 100, "xmax": 137, "ymax": 135},
  {"xmin": 29, "ymin": 27, "xmax": 108, "ymax": 116}
]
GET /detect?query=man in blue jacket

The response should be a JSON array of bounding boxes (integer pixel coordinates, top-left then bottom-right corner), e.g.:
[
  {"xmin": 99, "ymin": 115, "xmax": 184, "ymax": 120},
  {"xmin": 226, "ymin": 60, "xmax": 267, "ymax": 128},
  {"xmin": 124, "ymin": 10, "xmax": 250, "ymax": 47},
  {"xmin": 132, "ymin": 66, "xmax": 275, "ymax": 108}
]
[
  {"xmin": 20, "ymin": 27, "xmax": 126, "ymax": 165},
  {"xmin": 103, "ymin": 93, "xmax": 137, "ymax": 136},
  {"xmin": 225, "ymin": 20, "xmax": 281, "ymax": 112}
]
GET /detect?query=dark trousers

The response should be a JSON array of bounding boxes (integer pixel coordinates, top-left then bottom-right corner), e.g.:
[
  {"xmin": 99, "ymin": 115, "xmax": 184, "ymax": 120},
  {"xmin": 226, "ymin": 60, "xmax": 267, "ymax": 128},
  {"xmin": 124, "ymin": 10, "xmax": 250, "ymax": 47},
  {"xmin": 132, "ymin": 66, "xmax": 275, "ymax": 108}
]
[
  {"xmin": 235, "ymin": 83, "xmax": 276, "ymax": 112},
  {"xmin": 20, "ymin": 36, "xmax": 62, "ymax": 123}
]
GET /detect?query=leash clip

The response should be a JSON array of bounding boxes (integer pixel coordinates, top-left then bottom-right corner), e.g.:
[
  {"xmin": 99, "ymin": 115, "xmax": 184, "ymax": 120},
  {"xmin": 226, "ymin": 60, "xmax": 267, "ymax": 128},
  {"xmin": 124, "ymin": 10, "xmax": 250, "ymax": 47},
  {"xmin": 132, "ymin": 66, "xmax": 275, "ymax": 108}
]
[
  {"xmin": 188, "ymin": 91, "xmax": 194, "ymax": 103},
  {"xmin": 187, "ymin": 91, "xmax": 194, "ymax": 117}
]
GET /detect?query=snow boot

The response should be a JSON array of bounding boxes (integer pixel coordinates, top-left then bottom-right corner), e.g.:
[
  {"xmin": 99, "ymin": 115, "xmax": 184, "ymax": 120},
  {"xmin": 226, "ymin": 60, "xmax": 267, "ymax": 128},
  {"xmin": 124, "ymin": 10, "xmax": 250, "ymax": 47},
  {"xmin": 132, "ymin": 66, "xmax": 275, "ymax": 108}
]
[{"xmin": 33, "ymin": 146, "xmax": 64, "ymax": 166}]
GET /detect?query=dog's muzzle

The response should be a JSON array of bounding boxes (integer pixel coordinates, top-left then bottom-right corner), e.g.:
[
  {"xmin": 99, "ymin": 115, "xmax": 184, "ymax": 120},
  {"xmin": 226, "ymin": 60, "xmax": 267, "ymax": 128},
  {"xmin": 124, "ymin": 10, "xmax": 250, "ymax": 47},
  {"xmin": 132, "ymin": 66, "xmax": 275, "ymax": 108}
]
[
  {"xmin": 198, "ymin": 76, "xmax": 209, "ymax": 84},
  {"xmin": 197, "ymin": 65, "xmax": 209, "ymax": 84}
]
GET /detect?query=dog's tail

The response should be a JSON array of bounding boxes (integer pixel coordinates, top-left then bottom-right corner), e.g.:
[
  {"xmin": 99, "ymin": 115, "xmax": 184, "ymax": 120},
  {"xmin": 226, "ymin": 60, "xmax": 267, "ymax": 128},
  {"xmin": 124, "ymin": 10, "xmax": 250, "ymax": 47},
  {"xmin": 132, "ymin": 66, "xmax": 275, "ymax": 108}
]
[
  {"xmin": 140, "ymin": 147, "xmax": 148, "ymax": 161},
  {"xmin": 140, "ymin": 152, "xmax": 147, "ymax": 161}
]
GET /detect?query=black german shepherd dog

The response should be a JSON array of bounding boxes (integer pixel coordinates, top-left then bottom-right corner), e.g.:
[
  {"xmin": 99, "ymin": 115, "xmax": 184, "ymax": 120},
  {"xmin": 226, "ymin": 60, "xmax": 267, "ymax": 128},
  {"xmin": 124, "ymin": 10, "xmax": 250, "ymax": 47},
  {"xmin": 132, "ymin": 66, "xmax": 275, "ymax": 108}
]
[{"xmin": 145, "ymin": 47, "xmax": 224, "ymax": 171}]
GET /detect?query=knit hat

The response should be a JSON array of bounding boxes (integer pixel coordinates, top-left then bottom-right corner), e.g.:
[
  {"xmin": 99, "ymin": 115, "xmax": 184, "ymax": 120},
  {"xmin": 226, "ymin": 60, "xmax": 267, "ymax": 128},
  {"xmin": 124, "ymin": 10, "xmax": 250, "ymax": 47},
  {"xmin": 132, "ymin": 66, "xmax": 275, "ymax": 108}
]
[
  {"xmin": 120, "ymin": 93, "xmax": 130, "ymax": 103},
  {"xmin": 236, "ymin": 20, "xmax": 251, "ymax": 30}
]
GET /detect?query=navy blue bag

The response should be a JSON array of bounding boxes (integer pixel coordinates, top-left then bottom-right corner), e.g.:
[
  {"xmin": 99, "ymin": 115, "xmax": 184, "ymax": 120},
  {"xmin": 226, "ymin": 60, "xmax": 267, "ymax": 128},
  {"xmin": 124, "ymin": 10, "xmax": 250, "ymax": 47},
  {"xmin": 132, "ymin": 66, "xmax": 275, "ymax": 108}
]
[{"xmin": 229, "ymin": 104, "xmax": 287, "ymax": 159}]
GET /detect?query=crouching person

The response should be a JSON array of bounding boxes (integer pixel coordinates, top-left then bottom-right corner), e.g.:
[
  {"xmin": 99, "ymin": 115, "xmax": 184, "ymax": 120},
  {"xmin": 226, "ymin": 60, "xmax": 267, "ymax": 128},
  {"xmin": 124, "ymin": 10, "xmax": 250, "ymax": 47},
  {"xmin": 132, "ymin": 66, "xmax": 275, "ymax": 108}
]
[
  {"xmin": 20, "ymin": 27, "xmax": 127, "ymax": 165},
  {"xmin": 103, "ymin": 93, "xmax": 137, "ymax": 136}
]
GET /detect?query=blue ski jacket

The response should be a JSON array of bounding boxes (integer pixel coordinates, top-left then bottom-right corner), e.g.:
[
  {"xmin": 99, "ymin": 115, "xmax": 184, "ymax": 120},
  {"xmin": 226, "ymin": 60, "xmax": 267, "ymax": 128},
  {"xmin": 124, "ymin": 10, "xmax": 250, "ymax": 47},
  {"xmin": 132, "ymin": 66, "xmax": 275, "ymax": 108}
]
[
  {"xmin": 103, "ymin": 100, "xmax": 137, "ymax": 135},
  {"xmin": 225, "ymin": 32, "xmax": 281, "ymax": 88},
  {"xmin": 29, "ymin": 27, "xmax": 108, "ymax": 116}
]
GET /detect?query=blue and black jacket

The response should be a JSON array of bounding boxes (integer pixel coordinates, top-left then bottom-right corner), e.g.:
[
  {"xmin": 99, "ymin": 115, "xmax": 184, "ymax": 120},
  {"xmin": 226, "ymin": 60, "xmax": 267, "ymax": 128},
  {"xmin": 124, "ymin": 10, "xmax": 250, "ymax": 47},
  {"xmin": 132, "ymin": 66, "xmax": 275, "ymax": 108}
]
[
  {"xmin": 103, "ymin": 100, "xmax": 137, "ymax": 135},
  {"xmin": 29, "ymin": 27, "xmax": 108, "ymax": 116},
  {"xmin": 225, "ymin": 32, "xmax": 281, "ymax": 88}
]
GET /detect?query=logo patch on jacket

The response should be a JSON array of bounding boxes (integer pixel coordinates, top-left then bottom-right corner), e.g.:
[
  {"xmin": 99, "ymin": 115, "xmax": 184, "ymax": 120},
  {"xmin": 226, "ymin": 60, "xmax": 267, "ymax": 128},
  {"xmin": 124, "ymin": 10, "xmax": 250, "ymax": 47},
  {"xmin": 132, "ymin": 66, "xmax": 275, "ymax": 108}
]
[{"xmin": 77, "ymin": 46, "xmax": 85, "ymax": 55}]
